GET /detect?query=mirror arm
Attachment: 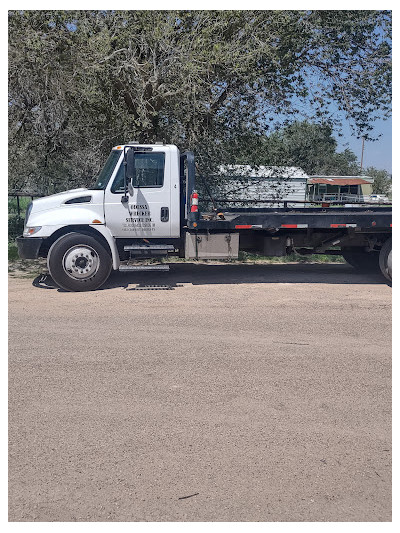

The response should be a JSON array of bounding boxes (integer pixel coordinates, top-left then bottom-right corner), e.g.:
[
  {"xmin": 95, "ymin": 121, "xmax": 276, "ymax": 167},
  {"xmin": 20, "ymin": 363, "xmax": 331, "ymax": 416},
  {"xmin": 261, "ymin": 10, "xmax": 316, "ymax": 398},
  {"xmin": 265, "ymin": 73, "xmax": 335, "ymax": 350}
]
[{"xmin": 121, "ymin": 150, "xmax": 129, "ymax": 204}]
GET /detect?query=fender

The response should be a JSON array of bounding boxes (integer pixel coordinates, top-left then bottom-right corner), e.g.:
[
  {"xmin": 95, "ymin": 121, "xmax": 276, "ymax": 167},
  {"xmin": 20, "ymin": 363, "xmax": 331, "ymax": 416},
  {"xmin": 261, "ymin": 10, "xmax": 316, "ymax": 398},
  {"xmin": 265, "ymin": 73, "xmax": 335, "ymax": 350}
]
[
  {"xmin": 26, "ymin": 204, "xmax": 120, "ymax": 270},
  {"xmin": 88, "ymin": 224, "xmax": 120, "ymax": 270}
]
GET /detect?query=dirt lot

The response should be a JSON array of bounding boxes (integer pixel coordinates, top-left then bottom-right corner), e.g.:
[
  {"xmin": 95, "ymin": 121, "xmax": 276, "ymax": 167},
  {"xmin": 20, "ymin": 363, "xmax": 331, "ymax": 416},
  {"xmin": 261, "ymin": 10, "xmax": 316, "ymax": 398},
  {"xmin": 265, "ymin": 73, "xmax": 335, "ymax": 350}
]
[{"xmin": 8, "ymin": 263, "xmax": 392, "ymax": 522}]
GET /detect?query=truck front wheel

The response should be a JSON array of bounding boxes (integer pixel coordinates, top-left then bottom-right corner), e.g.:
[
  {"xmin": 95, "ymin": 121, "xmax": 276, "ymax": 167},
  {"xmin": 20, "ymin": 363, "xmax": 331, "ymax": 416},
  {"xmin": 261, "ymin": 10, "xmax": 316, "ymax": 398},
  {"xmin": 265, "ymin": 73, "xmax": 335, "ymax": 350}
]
[
  {"xmin": 379, "ymin": 238, "xmax": 392, "ymax": 282},
  {"xmin": 341, "ymin": 248, "xmax": 380, "ymax": 273},
  {"xmin": 47, "ymin": 233, "xmax": 112, "ymax": 291}
]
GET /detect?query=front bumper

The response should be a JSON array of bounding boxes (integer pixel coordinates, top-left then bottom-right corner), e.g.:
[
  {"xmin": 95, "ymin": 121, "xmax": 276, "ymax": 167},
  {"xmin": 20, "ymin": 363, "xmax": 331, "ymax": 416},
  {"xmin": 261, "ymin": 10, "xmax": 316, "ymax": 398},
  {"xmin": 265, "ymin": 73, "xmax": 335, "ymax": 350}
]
[{"xmin": 16, "ymin": 236, "xmax": 44, "ymax": 259}]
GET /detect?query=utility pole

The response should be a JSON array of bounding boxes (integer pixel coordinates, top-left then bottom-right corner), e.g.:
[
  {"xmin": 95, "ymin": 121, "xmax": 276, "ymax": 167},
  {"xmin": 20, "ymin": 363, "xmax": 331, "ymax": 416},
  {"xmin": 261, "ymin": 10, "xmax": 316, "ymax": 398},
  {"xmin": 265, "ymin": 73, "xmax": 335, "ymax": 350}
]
[{"xmin": 360, "ymin": 137, "xmax": 365, "ymax": 172}]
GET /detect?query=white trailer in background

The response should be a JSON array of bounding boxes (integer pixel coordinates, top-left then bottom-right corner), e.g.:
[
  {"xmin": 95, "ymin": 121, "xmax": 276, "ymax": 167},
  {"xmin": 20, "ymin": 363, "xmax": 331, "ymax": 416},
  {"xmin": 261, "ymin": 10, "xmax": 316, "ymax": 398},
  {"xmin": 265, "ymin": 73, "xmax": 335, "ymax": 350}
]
[{"xmin": 212, "ymin": 166, "xmax": 308, "ymax": 208}]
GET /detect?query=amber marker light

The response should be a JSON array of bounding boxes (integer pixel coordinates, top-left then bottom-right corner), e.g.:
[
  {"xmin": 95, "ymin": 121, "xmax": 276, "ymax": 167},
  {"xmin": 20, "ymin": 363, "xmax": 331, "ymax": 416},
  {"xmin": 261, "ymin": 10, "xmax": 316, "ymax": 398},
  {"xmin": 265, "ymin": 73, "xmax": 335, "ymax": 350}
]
[{"xmin": 92, "ymin": 219, "xmax": 102, "ymax": 224}]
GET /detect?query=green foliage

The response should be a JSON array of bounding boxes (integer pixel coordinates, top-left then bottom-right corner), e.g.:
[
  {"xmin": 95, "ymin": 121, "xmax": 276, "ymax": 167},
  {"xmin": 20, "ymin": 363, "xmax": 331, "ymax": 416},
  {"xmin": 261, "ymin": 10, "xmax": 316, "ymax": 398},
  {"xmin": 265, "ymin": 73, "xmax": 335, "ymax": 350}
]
[
  {"xmin": 8, "ymin": 242, "xmax": 19, "ymax": 260},
  {"xmin": 365, "ymin": 166, "xmax": 392, "ymax": 195},
  {"xmin": 8, "ymin": 215, "xmax": 25, "ymax": 241},
  {"xmin": 8, "ymin": 10, "xmax": 391, "ymax": 192},
  {"xmin": 221, "ymin": 121, "xmax": 361, "ymax": 175},
  {"xmin": 8, "ymin": 196, "xmax": 31, "ymax": 216}
]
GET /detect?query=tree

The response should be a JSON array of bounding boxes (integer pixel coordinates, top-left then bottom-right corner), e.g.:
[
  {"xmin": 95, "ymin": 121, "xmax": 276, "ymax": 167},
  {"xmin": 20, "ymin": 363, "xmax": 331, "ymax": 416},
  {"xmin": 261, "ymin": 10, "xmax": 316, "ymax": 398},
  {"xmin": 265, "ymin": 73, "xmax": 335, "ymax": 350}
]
[
  {"xmin": 8, "ymin": 10, "xmax": 391, "ymax": 193},
  {"xmin": 364, "ymin": 166, "xmax": 392, "ymax": 196},
  {"xmin": 220, "ymin": 121, "xmax": 361, "ymax": 175},
  {"xmin": 261, "ymin": 122, "xmax": 361, "ymax": 175}
]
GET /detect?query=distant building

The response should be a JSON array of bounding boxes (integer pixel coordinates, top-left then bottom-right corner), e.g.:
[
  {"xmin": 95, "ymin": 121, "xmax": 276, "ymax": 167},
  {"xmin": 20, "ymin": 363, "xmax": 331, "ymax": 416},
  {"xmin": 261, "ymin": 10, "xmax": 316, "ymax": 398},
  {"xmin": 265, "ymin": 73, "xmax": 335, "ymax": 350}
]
[{"xmin": 307, "ymin": 175, "xmax": 374, "ymax": 203}]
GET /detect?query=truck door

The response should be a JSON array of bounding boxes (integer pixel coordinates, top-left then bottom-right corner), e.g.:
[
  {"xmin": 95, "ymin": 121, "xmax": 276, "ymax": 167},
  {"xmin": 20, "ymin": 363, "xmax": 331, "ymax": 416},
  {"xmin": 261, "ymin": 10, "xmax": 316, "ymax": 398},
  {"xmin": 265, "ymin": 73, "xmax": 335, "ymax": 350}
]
[{"xmin": 104, "ymin": 147, "xmax": 176, "ymax": 239}]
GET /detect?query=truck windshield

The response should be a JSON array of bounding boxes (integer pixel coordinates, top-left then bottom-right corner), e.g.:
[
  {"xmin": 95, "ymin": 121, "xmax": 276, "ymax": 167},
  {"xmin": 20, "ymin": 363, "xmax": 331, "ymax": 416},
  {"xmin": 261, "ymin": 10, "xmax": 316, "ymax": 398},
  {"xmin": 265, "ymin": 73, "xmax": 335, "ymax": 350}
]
[{"xmin": 90, "ymin": 150, "xmax": 122, "ymax": 190}]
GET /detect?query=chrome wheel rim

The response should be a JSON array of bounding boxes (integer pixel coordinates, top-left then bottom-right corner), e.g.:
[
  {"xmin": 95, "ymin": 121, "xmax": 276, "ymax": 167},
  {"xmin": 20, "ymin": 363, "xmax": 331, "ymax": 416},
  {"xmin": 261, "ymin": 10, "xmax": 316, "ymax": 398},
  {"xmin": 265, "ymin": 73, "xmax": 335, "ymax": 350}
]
[{"xmin": 63, "ymin": 245, "xmax": 100, "ymax": 280}]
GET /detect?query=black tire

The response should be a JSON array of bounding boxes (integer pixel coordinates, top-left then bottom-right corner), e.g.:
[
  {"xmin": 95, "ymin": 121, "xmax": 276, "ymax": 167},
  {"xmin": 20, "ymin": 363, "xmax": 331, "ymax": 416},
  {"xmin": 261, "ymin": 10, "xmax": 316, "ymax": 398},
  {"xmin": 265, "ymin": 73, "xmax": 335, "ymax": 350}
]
[
  {"xmin": 47, "ymin": 232, "xmax": 112, "ymax": 291},
  {"xmin": 379, "ymin": 238, "xmax": 392, "ymax": 282},
  {"xmin": 341, "ymin": 248, "xmax": 380, "ymax": 272}
]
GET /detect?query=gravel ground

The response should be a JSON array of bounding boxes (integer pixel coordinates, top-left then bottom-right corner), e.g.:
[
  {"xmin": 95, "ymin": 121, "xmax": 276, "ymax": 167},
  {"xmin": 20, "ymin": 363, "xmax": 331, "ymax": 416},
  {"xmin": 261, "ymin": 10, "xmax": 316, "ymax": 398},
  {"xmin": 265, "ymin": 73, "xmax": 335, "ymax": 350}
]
[{"xmin": 8, "ymin": 263, "xmax": 392, "ymax": 522}]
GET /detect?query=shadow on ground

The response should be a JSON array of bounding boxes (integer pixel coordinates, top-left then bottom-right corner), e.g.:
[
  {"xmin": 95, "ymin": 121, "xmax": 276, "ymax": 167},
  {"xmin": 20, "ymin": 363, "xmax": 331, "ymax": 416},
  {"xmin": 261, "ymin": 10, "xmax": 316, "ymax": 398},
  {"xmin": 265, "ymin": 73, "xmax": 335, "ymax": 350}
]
[{"xmin": 32, "ymin": 262, "xmax": 389, "ymax": 291}]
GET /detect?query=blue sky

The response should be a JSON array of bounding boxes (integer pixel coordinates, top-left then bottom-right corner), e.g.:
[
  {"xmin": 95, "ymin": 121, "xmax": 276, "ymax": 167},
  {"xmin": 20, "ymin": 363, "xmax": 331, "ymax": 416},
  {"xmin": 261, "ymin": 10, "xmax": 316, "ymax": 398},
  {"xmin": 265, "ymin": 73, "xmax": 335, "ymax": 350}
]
[{"xmin": 336, "ymin": 116, "xmax": 392, "ymax": 174}]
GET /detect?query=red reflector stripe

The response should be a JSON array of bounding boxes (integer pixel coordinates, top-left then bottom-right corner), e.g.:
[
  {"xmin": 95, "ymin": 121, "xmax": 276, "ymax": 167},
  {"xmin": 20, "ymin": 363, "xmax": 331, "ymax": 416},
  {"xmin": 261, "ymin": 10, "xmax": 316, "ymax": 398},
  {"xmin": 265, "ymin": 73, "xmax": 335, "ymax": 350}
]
[
  {"xmin": 330, "ymin": 224, "xmax": 347, "ymax": 228},
  {"xmin": 280, "ymin": 224, "xmax": 308, "ymax": 229},
  {"xmin": 235, "ymin": 225, "xmax": 252, "ymax": 229},
  {"xmin": 190, "ymin": 206, "xmax": 198, "ymax": 212}
]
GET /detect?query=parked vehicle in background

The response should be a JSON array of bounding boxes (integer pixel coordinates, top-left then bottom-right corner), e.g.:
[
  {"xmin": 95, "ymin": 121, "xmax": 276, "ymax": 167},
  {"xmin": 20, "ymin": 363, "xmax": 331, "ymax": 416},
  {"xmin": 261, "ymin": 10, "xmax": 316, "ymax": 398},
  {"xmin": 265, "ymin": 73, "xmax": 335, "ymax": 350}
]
[
  {"xmin": 16, "ymin": 143, "xmax": 392, "ymax": 291},
  {"xmin": 368, "ymin": 194, "xmax": 390, "ymax": 203}
]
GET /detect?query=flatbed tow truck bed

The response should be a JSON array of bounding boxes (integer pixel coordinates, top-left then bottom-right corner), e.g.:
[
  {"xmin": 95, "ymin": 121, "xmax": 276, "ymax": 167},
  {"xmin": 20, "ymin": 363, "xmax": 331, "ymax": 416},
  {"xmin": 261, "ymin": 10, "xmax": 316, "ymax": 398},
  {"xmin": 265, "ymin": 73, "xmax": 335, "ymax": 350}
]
[{"xmin": 189, "ymin": 206, "xmax": 392, "ymax": 232}]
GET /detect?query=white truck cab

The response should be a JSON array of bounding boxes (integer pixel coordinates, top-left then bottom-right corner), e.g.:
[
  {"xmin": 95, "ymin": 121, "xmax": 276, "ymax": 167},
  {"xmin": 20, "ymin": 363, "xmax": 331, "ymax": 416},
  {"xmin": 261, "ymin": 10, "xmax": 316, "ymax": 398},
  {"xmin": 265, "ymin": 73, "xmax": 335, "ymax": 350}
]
[
  {"xmin": 100, "ymin": 143, "xmax": 181, "ymax": 239},
  {"xmin": 18, "ymin": 143, "xmax": 185, "ymax": 290}
]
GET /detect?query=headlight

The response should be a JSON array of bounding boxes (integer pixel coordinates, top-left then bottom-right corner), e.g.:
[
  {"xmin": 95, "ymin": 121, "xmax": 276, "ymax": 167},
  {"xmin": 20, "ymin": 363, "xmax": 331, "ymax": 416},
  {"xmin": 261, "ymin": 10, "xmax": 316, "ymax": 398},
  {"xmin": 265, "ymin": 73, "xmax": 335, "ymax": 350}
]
[{"xmin": 23, "ymin": 226, "xmax": 42, "ymax": 236}]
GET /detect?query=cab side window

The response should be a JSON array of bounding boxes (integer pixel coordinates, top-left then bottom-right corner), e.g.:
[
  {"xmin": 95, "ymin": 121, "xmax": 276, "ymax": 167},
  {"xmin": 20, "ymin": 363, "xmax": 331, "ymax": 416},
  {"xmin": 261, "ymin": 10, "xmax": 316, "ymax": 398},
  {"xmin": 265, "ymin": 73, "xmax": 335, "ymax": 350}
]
[{"xmin": 111, "ymin": 152, "xmax": 165, "ymax": 193}]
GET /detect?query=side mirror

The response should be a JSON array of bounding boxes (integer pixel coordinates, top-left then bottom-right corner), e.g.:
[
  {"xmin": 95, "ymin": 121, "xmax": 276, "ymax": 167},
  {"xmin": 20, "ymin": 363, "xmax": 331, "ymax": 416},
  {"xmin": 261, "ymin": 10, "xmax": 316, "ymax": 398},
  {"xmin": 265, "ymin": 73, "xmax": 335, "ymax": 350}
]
[
  {"xmin": 126, "ymin": 148, "xmax": 135, "ymax": 183},
  {"xmin": 122, "ymin": 148, "xmax": 135, "ymax": 201}
]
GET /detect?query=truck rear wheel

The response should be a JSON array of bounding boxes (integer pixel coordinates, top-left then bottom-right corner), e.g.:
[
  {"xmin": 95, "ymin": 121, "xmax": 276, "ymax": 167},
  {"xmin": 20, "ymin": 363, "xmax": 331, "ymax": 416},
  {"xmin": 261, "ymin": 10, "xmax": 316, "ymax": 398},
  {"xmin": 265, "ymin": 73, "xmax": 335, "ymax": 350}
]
[
  {"xmin": 341, "ymin": 248, "xmax": 380, "ymax": 273},
  {"xmin": 47, "ymin": 232, "xmax": 112, "ymax": 291},
  {"xmin": 379, "ymin": 238, "xmax": 392, "ymax": 282}
]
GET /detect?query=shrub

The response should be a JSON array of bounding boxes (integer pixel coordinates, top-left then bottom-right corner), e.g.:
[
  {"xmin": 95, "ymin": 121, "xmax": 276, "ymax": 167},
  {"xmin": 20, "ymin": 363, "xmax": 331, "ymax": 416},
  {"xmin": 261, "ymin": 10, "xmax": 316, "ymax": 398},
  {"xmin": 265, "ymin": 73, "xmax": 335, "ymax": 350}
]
[
  {"xmin": 8, "ymin": 242, "xmax": 19, "ymax": 260},
  {"xmin": 8, "ymin": 214, "xmax": 24, "ymax": 241}
]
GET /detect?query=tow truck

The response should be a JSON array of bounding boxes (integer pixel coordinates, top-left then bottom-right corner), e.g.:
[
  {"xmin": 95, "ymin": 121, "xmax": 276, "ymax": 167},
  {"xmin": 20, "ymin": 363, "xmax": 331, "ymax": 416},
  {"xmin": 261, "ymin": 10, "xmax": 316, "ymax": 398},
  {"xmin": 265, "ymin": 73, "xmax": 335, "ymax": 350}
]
[{"xmin": 17, "ymin": 143, "xmax": 392, "ymax": 291}]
